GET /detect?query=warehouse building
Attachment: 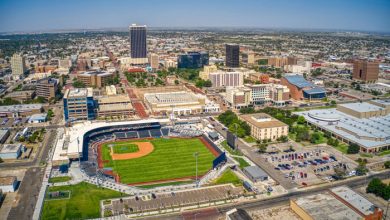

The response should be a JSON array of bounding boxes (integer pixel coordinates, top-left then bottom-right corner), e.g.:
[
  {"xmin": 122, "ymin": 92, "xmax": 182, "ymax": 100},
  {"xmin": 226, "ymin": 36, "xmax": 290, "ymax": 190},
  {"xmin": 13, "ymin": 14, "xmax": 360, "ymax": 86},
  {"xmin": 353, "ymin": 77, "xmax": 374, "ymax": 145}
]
[
  {"xmin": 290, "ymin": 187, "xmax": 383, "ymax": 220},
  {"xmin": 0, "ymin": 104, "xmax": 43, "ymax": 118},
  {"xmin": 0, "ymin": 129, "xmax": 10, "ymax": 144},
  {"xmin": 243, "ymin": 166, "xmax": 268, "ymax": 182}
]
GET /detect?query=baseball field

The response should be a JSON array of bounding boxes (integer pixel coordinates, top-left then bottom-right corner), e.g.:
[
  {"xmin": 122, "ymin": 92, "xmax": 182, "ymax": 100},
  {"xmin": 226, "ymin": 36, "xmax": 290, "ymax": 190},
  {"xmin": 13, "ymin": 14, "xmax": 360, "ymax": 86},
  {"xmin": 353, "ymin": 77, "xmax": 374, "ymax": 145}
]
[{"xmin": 100, "ymin": 137, "xmax": 217, "ymax": 185}]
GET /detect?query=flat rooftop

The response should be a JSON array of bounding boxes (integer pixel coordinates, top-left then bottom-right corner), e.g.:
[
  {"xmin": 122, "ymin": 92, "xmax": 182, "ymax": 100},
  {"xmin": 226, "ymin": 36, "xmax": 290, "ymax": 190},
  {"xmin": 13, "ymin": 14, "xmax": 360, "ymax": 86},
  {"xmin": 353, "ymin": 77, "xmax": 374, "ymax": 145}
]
[
  {"xmin": 293, "ymin": 192, "xmax": 362, "ymax": 220},
  {"xmin": 243, "ymin": 166, "xmax": 268, "ymax": 178},
  {"xmin": 240, "ymin": 113, "xmax": 287, "ymax": 129},
  {"xmin": 144, "ymin": 91, "xmax": 201, "ymax": 105},
  {"xmin": 99, "ymin": 103, "xmax": 133, "ymax": 112},
  {"xmin": 0, "ymin": 144, "xmax": 22, "ymax": 154},
  {"xmin": 295, "ymin": 108, "xmax": 390, "ymax": 149},
  {"xmin": 331, "ymin": 186, "xmax": 377, "ymax": 216},
  {"xmin": 65, "ymin": 88, "xmax": 93, "ymax": 98},
  {"xmin": 0, "ymin": 104, "xmax": 42, "ymax": 113},
  {"xmin": 370, "ymin": 99, "xmax": 390, "ymax": 107},
  {"xmin": 294, "ymin": 108, "xmax": 390, "ymax": 148},
  {"xmin": 98, "ymin": 95, "xmax": 131, "ymax": 105},
  {"xmin": 338, "ymin": 102, "xmax": 384, "ymax": 113},
  {"xmin": 0, "ymin": 176, "xmax": 16, "ymax": 186}
]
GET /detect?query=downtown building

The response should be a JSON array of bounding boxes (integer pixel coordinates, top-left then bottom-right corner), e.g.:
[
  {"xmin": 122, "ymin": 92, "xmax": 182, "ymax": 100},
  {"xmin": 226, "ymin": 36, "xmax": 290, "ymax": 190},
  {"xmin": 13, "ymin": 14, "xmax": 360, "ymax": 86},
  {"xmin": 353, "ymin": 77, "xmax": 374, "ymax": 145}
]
[
  {"xmin": 10, "ymin": 54, "xmax": 26, "ymax": 78},
  {"xmin": 63, "ymin": 88, "xmax": 96, "ymax": 122},
  {"xmin": 128, "ymin": 24, "xmax": 148, "ymax": 64},
  {"xmin": 352, "ymin": 59, "xmax": 379, "ymax": 83},
  {"xmin": 36, "ymin": 78, "xmax": 59, "ymax": 100},
  {"xmin": 177, "ymin": 52, "xmax": 209, "ymax": 69},
  {"xmin": 225, "ymin": 44, "xmax": 240, "ymax": 68},
  {"xmin": 209, "ymin": 71, "xmax": 244, "ymax": 88}
]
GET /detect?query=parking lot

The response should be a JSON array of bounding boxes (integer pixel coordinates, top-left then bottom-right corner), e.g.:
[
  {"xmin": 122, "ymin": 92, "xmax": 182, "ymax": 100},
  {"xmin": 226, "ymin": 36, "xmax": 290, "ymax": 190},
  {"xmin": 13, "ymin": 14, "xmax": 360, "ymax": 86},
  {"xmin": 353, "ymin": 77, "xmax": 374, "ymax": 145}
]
[
  {"xmin": 263, "ymin": 144, "xmax": 358, "ymax": 187},
  {"xmin": 107, "ymin": 185, "xmax": 242, "ymax": 215}
]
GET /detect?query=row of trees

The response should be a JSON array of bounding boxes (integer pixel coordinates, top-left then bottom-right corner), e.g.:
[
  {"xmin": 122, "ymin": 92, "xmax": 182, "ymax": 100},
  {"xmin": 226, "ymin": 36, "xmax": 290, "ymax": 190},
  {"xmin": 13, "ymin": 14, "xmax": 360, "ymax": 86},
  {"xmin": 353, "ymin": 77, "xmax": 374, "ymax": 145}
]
[{"xmin": 217, "ymin": 110, "xmax": 250, "ymax": 138}]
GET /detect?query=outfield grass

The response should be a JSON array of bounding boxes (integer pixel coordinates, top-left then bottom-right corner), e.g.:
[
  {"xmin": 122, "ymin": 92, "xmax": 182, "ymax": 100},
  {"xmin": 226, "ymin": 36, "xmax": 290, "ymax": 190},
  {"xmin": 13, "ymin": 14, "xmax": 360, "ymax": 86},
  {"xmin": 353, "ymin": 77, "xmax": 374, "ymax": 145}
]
[
  {"xmin": 213, "ymin": 169, "xmax": 242, "ymax": 186},
  {"xmin": 41, "ymin": 182, "xmax": 123, "ymax": 220},
  {"xmin": 48, "ymin": 176, "xmax": 71, "ymax": 183},
  {"xmin": 102, "ymin": 138, "xmax": 215, "ymax": 184},
  {"xmin": 112, "ymin": 143, "xmax": 139, "ymax": 154}
]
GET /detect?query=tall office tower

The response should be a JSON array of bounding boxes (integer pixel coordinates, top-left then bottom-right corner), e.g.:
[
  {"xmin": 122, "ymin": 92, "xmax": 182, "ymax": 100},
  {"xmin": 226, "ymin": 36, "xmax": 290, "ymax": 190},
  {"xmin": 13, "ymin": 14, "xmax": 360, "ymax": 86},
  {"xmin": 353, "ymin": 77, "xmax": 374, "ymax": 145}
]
[
  {"xmin": 225, "ymin": 44, "xmax": 240, "ymax": 68},
  {"xmin": 177, "ymin": 52, "xmax": 209, "ymax": 69},
  {"xmin": 353, "ymin": 59, "xmax": 379, "ymax": 83},
  {"xmin": 129, "ymin": 24, "xmax": 147, "ymax": 58},
  {"xmin": 10, "ymin": 53, "xmax": 26, "ymax": 77}
]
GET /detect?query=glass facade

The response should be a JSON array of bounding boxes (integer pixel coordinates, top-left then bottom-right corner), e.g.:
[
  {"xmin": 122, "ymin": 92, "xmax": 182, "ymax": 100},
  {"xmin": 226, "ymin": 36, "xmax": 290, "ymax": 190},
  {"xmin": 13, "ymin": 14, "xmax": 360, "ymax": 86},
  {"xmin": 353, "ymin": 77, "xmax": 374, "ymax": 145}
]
[
  {"xmin": 226, "ymin": 44, "xmax": 240, "ymax": 68},
  {"xmin": 177, "ymin": 52, "xmax": 209, "ymax": 69},
  {"xmin": 129, "ymin": 25, "xmax": 147, "ymax": 58}
]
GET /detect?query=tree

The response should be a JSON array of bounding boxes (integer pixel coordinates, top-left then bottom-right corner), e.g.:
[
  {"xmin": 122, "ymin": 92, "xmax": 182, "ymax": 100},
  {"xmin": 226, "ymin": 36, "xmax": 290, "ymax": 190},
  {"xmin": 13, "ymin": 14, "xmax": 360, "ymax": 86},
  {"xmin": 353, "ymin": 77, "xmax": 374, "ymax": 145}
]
[
  {"xmin": 174, "ymin": 79, "xmax": 179, "ymax": 85},
  {"xmin": 257, "ymin": 143, "xmax": 267, "ymax": 153},
  {"xmin": 347, "ymin": 143, "xmax": 360, "ymax": 154},
  {"xmin": 72, "ymin": 80, "xmax": 86, "ymax": 88},
  {"xmin": 297, "ymin": 116, "xmax": 306, "ymax": 124},
  {"xmin": 0, "ymin": 157, "xmax": 3, "ymax": 163},
  {"xmin": 366, "ymin": 178, "xmax": 390, "ymax": 200},
  {"xmin": 278, "ymin": 135, "xmax": 288, "ymax": 143},
  {"xmin": 384, "ymin": 161, "xmax": 390, "ymax": 169}
]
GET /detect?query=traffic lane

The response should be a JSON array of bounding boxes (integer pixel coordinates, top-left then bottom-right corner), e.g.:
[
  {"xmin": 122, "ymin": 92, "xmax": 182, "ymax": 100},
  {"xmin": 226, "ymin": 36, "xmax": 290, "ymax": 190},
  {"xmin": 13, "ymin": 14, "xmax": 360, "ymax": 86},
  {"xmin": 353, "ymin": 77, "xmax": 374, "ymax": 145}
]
[{"xmin": 210, "ymin": 120, "xmax": 297, "ymax": 189}]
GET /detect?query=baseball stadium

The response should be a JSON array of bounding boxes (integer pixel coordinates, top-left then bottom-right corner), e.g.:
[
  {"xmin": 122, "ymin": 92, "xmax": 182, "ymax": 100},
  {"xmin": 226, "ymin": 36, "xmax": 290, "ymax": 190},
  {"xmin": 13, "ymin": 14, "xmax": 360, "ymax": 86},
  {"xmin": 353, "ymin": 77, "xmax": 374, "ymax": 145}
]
[{"xmin": 55, "ymin": 119, "xmax": 225, "ymax": 187}]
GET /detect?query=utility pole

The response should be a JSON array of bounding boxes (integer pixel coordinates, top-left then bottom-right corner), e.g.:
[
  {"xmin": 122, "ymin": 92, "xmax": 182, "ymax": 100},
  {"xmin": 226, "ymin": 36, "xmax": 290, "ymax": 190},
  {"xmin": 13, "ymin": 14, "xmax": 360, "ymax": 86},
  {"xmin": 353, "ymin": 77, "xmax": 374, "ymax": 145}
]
[{"xmin": 194, "ymin": 152, "xmax": 199, "ymax": 187}]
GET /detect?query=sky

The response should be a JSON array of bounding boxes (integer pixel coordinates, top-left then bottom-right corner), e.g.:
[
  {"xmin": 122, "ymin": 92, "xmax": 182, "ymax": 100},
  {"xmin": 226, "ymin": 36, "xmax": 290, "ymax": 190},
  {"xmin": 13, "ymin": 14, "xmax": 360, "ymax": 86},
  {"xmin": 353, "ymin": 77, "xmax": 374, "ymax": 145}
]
[{"xmin": 0, "ymin": 0, "xmax": 389, "ymax": 33}]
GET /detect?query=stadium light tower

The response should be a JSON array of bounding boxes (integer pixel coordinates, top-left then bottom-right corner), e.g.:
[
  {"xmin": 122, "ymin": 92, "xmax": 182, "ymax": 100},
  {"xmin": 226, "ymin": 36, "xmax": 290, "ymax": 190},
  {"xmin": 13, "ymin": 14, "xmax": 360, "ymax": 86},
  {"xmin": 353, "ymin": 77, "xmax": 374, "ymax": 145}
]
[{"xmin": 194, "ymin": 152, "xmax": 199, "ymax": 187}]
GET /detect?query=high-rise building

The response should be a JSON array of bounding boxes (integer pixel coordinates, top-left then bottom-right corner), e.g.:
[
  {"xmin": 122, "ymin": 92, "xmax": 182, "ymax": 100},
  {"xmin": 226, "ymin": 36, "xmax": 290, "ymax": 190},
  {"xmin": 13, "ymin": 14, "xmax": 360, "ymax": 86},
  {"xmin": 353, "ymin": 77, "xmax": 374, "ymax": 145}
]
[
  {"xmin": 353, "ymin": 59, "xmax": 379, "ymax": 83},
  {"xmin": 177, "ymin": 52, "xmax": 209, "ymax": 69},
  {"xmin": 148, "ymin": 53, "xmax": 159, "ymax": 69},
  {"xmin": 10, "ymin": 54, "xmax": 26, "ymax": 77},
  {"xmin": 209, "ymin": 71, "xmax": 243, "ymax": 88},
  {"xmin": 225, "ymin": 44, "xmax": 240, "ymax": 68},
  {"xmin": 36, "ymin": 78, "xmax": 59, "ymax": 100},
  {"xmin": 129, "ymin": 24, "xmax": 147, "ymax": 59},
  {"xmin": 63, "ymin": 88, "xmax": 96, "ymax": 122}
]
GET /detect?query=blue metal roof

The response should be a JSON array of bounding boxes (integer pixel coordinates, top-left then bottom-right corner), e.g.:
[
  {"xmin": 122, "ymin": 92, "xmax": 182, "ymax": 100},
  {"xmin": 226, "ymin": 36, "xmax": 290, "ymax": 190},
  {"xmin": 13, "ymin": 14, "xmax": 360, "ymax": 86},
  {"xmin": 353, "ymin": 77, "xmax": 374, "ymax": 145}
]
[{"xmin": 284, "ymin": 75, "xmax": 313, "ymax": 88}]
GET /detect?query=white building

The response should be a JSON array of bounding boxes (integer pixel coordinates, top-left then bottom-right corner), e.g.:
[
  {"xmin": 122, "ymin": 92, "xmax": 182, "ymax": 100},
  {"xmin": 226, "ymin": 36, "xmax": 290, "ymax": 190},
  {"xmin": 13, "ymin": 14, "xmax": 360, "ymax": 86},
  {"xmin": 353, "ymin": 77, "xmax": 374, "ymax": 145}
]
[{"xmin": 209, "ymin": 71, "xmax": 244, "ymax": 88}]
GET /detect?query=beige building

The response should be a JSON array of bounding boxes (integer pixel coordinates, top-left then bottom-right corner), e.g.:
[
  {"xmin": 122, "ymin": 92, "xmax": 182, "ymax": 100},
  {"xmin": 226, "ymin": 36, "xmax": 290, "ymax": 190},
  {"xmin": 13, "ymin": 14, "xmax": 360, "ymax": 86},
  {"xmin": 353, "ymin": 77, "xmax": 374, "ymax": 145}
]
[
  {"xmin": 242, "ymin": 51, "xmax": 255, "ymax": 65},
  {"xmin": 97, "ymin": 95, "xmax": 134, "ymax": 118},
  {"xmin": 77, "ymin": 71, "xmax": 114, "ymax": 88},
  {"xmin": 199, "ymin": 65, "xmax": 218, "ymax": 80},
  {"xmin": 105, "ymin": 85, "xmax": 117, "ymax": 96},
  {"xmin": 337, "ymin": 102, "xmax": 388, "ymax": 119},
  {"xmin": 36, "ymin": 78, "xmax": 58, "ymax": 100},
  {"xmin": 240, "ymin": 113, "xmax": 288, "ymax": 141},
  {"xmin": 144, "ymin": 91, "xmax": 206, "ymax": 115},
  {"xmin": 148, "ymin": 53, "xmax": 159, "ymax": 69},
  {"xmin": 225, "ymin": 87, "xmax": 252, "ymax": 109},
  {"xmin": 11, "ymin": 54, "xmax": 26, "ymax": 77},
  {"xmin": 5, "ymin": 90, "xmax": 35, "ymax": 102}
]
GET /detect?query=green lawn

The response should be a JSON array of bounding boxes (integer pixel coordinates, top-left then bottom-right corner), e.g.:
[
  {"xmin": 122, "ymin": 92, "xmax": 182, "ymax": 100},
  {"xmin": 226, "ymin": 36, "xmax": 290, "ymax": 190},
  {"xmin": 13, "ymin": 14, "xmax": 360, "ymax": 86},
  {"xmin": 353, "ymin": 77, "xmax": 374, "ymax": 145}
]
[
  {"xmin": 333, "ymin": 143, "xmax": 348, "ymax": 154},
  {"xmin": 243, "ymin": 136, "xmax": 256, "ymax": 143},
  {"xmin": 221, "ymin": 140, "xmax": 243, "ymax": 156},
  {"xmin": 112, "ymin": 143, "xmax": 139, "ymax": 154},
  {"xmin": 102, "ymin": 138, "xmax": 215, "ymax": 184},
  {"xmin": 232, "ymin": 156, "xmax": 250, "ymax": 169},
  {"xmin": 41, "ymin": 182, "xmax": 123, "ymax": 220},
  {"xmin": 378, "ymin": 150, "xmax": 390, "ymax": 156},
  {"xmin": 48, "ymin": 176, "xmax": 71, "ymax": 183},
  {"xmin": 213, "ymin": 169, "xmax": 242, "ymax": 186}
]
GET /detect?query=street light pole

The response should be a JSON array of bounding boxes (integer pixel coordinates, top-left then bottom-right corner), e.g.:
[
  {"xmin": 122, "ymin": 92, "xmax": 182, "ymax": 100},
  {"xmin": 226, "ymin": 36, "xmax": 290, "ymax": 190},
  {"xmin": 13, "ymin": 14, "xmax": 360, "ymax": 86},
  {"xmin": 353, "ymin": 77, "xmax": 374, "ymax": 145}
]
[{"xmin": 194, "ymin": 152, "xmax": 199, "ymax": 187}]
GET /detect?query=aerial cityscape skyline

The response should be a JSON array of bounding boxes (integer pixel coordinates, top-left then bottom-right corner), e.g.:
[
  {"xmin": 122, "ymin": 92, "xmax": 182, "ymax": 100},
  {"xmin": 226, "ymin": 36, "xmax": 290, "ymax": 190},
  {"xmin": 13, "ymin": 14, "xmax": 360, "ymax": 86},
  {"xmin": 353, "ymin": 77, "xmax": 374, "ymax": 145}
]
[
  {"xmin": 0, "ymin": 1, "xmax": 389, "ymax": 220},
  {"xmin": 0, "ymin": 0, "xmax": 390, "ymax": 33}
]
